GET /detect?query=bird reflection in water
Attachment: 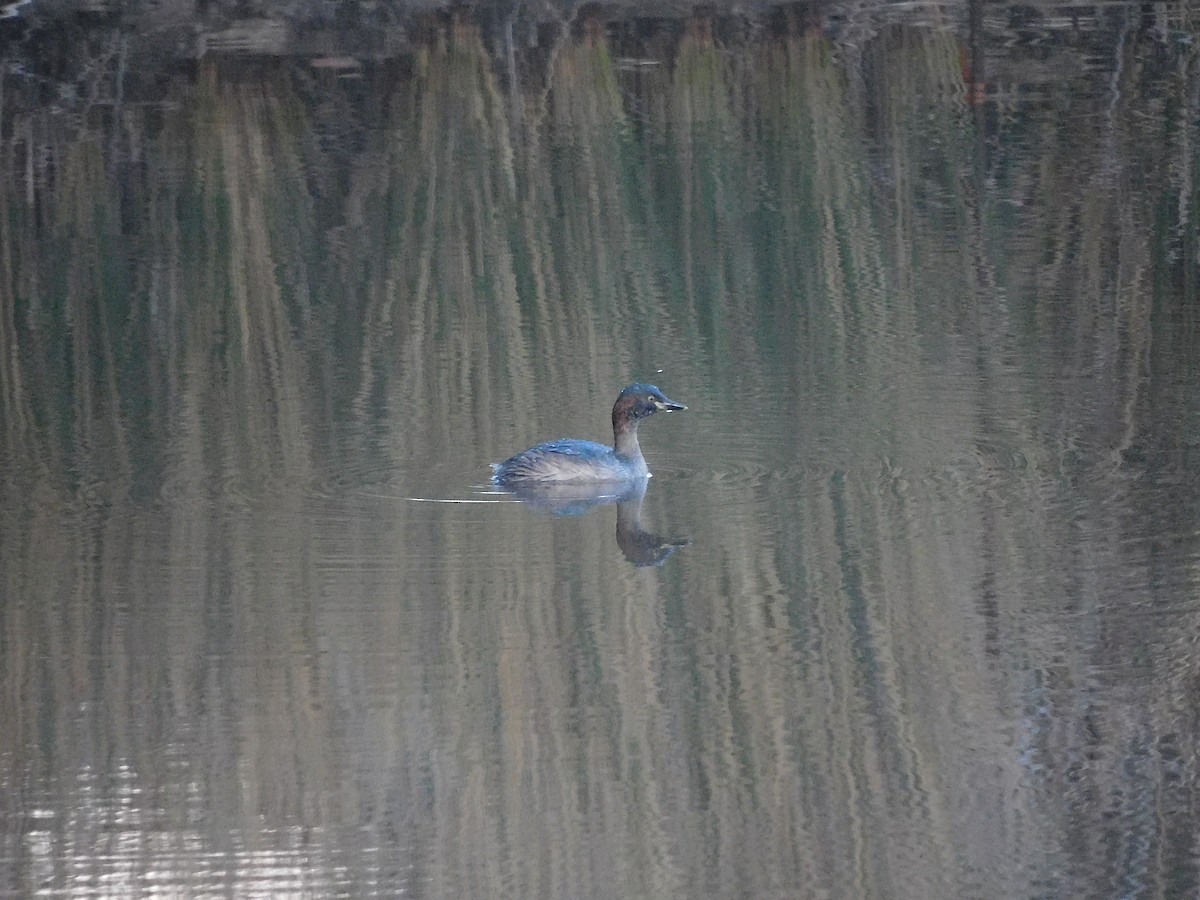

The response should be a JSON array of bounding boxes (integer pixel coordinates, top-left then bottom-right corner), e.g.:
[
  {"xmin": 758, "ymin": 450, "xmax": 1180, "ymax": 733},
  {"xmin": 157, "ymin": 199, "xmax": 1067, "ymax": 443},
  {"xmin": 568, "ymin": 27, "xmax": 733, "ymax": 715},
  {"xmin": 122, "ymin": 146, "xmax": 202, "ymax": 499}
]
[{"xmin": 495, "ymin": 479, "xmax": 689, "ymax": 567}]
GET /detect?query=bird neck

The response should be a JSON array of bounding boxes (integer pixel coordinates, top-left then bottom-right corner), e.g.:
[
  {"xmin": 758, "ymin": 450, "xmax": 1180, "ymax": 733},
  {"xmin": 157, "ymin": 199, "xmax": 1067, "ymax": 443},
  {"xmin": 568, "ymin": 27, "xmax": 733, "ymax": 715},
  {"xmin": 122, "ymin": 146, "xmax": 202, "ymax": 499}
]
[{"xmin": 613, "ymin": 422, "xmax": 643, "ymax": 462}]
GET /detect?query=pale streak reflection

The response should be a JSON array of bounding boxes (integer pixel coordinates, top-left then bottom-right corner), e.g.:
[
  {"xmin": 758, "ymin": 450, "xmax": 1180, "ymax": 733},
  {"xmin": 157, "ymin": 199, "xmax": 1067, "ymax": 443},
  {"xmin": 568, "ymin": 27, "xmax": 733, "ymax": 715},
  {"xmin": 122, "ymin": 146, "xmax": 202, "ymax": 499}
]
[{"xmin": 27, "ymin": 763, "xmax": 401, "ymax": 896}]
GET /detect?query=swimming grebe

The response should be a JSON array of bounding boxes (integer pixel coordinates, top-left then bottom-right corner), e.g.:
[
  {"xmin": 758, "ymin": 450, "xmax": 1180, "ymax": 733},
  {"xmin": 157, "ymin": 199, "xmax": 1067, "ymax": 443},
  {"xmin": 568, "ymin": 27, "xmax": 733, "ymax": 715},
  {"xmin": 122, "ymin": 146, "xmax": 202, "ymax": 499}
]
[{"xmin": 491, "ymin": 384, "xmax": 686, "ymax": 484}]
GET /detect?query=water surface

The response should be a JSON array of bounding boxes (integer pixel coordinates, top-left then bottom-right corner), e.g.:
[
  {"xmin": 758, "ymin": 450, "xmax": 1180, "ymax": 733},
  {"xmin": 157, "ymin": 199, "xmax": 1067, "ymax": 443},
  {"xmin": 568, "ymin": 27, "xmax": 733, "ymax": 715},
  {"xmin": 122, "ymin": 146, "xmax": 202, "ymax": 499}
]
[{"xmin": 2, "ymin": 3, "xmax": 1199, "ymax": 897}]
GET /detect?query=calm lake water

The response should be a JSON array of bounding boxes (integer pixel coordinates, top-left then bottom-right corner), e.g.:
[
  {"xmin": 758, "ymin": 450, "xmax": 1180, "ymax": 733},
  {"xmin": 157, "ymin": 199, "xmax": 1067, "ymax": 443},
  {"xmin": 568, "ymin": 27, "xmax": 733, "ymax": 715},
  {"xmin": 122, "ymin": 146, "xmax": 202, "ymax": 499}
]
[{"xmin": 2, "ymin": 3, "xmax": 1199, "ymax": 897}]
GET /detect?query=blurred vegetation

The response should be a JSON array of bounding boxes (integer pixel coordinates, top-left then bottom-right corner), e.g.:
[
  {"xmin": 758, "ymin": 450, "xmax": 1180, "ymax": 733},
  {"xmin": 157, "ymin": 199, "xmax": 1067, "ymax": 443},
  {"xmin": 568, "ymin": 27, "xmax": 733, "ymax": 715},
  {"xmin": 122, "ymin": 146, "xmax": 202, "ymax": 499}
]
[{"xmin": 1, "ymin": 2, "xmax": 1199, "ymax": 897}]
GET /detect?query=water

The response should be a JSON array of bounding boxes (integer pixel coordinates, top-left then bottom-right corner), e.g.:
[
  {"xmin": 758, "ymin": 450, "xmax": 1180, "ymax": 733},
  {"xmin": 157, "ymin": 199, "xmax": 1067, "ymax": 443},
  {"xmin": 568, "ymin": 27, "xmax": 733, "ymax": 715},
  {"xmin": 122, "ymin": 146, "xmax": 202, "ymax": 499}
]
[{"xmin": 2, "ymin": 3, "xmax": 1199, "ymax": 897}]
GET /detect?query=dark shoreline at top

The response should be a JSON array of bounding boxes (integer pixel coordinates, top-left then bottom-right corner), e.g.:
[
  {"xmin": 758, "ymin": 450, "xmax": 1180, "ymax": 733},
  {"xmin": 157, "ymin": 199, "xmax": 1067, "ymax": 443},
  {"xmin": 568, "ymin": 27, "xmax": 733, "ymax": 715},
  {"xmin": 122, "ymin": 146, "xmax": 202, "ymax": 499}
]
[{"xmin": 2, "ymin": 1, "xmax": 1185, "ymax": 121}]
